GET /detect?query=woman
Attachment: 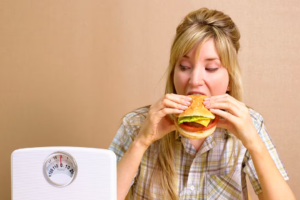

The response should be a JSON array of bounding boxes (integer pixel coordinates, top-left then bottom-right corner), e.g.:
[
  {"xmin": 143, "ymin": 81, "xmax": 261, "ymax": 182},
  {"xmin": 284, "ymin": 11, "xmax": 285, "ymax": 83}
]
[{"xmin": 109, "ymin": 8, "xmax": 295, "ymax": 200}]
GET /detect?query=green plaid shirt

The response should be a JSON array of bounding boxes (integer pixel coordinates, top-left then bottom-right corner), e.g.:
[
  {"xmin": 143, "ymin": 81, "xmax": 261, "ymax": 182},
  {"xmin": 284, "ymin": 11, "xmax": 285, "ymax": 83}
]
[{"xmin": 109, "ymin": 107, "xmax": 288, "ymax": 200}]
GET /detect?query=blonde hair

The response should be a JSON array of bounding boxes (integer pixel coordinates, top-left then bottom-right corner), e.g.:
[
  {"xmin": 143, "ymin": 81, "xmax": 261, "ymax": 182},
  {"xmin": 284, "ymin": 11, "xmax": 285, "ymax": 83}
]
[{"xmin": 149, "ymin": 8, "xmax": 243, "ymax": 200}]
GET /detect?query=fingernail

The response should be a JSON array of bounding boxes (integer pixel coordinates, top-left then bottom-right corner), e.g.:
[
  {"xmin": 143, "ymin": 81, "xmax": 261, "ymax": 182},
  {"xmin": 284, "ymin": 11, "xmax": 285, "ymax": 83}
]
[
  {"xmin": 185, "ymin": 101, "xmax": 191, "ymax": 105},
  {"xmin": 186, "ymin": 97, "xmax": 193, "ymax": 100},
  {"xmin": 204, "ymin": 98, "xmax": 210, "ymax": 101},
  {"xmin": 182, "ymin": 105, "xmax": 189, "ymax": 109},
  {"xmin": 203, "ymin": 101, "xmax": 209, "ymax": 105},
  {"xmin": 205, "ymin": 104, "xmax": 210, "ymax": 108}
]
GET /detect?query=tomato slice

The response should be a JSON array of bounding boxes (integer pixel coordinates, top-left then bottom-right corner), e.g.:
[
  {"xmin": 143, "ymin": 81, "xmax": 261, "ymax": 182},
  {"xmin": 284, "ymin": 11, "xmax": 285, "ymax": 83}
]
[{"xmin": 178, "ymin": 116, "xmax": 219, "ymax": 132}]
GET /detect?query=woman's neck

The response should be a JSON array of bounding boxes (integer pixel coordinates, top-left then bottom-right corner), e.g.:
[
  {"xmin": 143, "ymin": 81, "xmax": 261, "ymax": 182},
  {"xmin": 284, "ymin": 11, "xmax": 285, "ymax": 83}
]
[{"xmin": 188, "ymin": 138, "xmax": 206, "ymax": 152}]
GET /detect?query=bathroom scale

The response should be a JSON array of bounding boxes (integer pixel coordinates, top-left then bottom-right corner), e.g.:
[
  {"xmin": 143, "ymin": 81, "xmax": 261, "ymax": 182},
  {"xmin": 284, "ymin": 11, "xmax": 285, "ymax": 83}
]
[{"xmin": 11, "ymin": 147, "xmax": 116, "ymax": 200}]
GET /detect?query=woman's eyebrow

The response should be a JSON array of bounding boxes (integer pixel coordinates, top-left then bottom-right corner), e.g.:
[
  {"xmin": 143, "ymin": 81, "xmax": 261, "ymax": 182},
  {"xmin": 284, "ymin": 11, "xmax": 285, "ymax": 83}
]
[
  {"xmin": 205, "ymin": 57, "xmax": 220, "ymax": 61},
  {"xmin": 182, "ymin": 55, "xmax": 220, "ymax": 61}
]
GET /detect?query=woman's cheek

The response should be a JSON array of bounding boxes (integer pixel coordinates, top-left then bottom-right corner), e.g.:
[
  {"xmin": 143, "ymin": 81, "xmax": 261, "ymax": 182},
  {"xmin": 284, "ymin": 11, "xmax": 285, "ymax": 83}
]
[
  {"xmin": 209, "ymin": 73, "xmax": 229, "ymax": 95},
  {"xmin": 174, "ymin": 72, "xmax": 188, "ymax": 94},
  {"xmin": 173, "ymin": 72, "xmax": 181, "ymax": 93}
]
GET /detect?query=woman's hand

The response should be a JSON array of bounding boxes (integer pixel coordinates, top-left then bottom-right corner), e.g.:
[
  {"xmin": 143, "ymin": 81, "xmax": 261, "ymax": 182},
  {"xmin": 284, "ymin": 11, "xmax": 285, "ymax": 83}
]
[
  {"xmin": 136, "ymin": 94, "xmax": 192, "ymax": 148},
  {"xmin": 203, "ymin": 94, "xmax": 258, "ymax": 149},
  {"xmin": 203, "ymin": 94, "xmax": 296, "ymax": 200}
]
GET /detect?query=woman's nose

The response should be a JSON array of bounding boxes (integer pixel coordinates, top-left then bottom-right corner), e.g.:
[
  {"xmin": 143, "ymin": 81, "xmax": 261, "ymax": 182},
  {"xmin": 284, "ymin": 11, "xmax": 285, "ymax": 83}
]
[{"xmin": 189, "ymin": 69, "xmax": 205, "ymax": 86}]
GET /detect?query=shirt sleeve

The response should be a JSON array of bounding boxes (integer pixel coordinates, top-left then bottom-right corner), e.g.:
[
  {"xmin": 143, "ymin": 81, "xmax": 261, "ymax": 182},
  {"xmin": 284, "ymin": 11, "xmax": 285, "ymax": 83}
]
[
  {"xmin": 243, "ymin": 109, "xmax": 289, "ymax": 194},
  {"xmin": 108, "ymin": 112, "xmax": 142, "ymax": 188}
]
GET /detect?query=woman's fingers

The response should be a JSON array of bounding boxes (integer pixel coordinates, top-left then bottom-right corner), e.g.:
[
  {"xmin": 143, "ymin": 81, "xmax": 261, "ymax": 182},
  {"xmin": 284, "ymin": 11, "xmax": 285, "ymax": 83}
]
[
  {"xmin": 161, "ymin": 98, "xmax": 190, "ymax": 111},
  {"xmin": 216, "ymin": 118, "xmax": 231, "ymax": 130},
  {"xmin": 156, "ymin": 107, "xmax": 184, "ymax": 119},
  {"xmin": 138, "ymin": 94, "xmax": 193, "ymax": 147},
  {"xmin": 165, "ymin": 93, "xmax": 192, "ymax": 105},
  {"xmin": 216, "ymin": 117, "xmax": 237, "ymax": 132},
  {"xmin": 157, "ymin": 94, "xmax": 192, "ymax": 110},
  {"xmin": 209, "ymin": 108, "xmax": 239, "ymax": 126},
  {"xmin": 205, "ymin": 102, "xmax": 240, "ymax": 116},
  {"xmin": 149, "ymin": 93, "xmax": 192, "ymax": 124},
  {"xmin": 203, "ymin": 94, "xmax": 243, "ymax": 117},
  {"xmin": 205, "ymin": 94, "xmax": 244, "ymax": 106},
  {"xmin": 202, "ymin": 94, "xmax": 259, "ymax": 145}
]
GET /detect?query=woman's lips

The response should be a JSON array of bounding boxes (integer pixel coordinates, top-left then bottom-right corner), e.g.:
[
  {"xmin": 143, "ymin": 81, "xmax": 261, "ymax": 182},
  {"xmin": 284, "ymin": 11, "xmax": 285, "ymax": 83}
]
[{"xmin": 187, "ymin": 91, "xmax": 206, "ymax": 95}]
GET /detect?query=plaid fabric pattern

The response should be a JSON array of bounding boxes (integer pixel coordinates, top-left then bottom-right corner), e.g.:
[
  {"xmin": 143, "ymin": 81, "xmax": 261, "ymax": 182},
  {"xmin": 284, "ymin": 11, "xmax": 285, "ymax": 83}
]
[{"xmin": 109, "ymin": 107, "xmax": 289, "ymax": 200}]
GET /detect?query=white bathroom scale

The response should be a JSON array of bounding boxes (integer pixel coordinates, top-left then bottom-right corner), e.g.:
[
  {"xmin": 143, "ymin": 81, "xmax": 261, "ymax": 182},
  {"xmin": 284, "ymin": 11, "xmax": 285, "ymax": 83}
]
[{"xmin": 11, "ymin": 147, "xmax": 116, "ymax": 200}]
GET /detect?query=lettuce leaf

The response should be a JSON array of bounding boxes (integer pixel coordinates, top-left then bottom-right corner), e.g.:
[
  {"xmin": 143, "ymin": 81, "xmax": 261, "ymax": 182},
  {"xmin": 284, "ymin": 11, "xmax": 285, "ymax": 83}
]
[{"xmin": 178, "ymin": 116, "xmax": 210, "ymax": 125}]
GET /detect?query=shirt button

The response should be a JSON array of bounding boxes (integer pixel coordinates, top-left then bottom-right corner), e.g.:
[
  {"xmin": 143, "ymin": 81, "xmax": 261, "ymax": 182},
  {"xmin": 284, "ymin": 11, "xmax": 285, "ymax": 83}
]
[{"xmin": 190, "ymin": 185, "xmax": 195, "ymax": 191}]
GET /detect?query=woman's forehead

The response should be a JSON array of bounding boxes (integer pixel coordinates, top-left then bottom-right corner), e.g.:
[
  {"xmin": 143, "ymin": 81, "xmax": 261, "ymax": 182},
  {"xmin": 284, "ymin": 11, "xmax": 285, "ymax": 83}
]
[{"xmin": 181, "ymin": 39, "xmax": 220, "ymax": 62}]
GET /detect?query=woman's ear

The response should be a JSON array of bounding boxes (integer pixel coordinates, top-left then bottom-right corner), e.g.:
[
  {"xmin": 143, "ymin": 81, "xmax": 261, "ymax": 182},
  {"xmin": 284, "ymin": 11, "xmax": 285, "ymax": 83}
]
[{"xmin": 226, "ymin": 85, "xmax": 230, "ymax": 92}]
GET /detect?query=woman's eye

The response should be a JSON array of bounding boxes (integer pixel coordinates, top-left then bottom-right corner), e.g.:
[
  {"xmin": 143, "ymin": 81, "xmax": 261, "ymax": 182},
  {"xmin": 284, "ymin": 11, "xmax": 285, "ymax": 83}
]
[
  {"xmin": 206, "ymin": 68, "xmax": 218, "ymax": 71},
  {"xmin": 179, "ymin": 64, "xmax": 189, "ymax": 71}
]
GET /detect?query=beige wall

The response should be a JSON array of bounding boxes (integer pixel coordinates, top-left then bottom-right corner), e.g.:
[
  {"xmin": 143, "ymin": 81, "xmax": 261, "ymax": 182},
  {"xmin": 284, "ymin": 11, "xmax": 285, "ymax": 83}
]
[{"xmin": 1, "ymin": 1, "xmax": 299, "ymax": 199}]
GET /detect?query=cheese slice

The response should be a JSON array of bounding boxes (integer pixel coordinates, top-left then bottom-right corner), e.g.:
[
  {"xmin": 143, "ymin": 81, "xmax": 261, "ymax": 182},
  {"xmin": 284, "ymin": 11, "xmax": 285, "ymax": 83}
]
[
  {"xmin": 178, "ymin": 116, "xmax": 209, "ymax": 124},
  {"xmin": 194, "ymin": 119, "xmax": 211, "ymax": 127}
]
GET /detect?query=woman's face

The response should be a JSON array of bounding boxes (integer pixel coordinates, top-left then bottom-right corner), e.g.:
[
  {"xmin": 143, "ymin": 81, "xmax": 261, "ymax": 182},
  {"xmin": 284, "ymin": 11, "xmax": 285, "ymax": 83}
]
[{"xmin": 173, "ymin": 38, "xmax": 230, "ymax": 97}]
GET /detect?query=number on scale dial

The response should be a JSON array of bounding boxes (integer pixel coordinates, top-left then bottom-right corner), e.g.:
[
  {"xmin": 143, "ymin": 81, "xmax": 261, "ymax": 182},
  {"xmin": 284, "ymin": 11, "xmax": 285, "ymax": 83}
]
[{"xmin": 43, "ymin": 152, "xmax": 77, "ymax": 187}]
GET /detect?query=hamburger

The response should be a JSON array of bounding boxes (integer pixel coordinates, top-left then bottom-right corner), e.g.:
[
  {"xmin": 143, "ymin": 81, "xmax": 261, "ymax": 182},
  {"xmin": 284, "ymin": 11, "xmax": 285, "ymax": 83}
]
[{"xmin": 174, "ymin": 95, "xmax": 219, "ymax": 139}]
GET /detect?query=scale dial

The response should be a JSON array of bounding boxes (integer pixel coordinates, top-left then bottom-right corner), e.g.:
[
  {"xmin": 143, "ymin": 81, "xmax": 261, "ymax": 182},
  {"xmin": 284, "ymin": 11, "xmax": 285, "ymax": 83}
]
[{"xmin": 43, "ymin": 151, "xmax": 77, "ymax": 187}]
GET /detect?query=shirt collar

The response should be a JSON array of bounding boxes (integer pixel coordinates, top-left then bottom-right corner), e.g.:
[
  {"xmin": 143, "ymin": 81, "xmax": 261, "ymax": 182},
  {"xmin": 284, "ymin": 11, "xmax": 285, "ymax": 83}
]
[
  {"xmin": 176, "ymin": 128, "xmax": 228, "ymax": 156},
  {"xmin": 175, "ymin": 130, "xmax": 181, "ymax": 140}
]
